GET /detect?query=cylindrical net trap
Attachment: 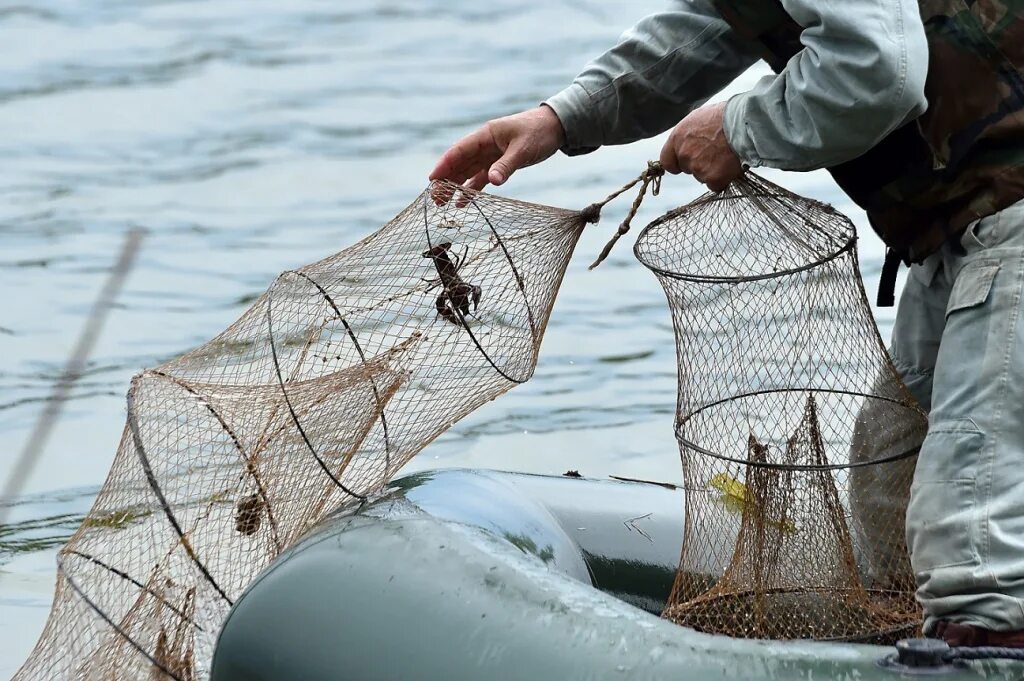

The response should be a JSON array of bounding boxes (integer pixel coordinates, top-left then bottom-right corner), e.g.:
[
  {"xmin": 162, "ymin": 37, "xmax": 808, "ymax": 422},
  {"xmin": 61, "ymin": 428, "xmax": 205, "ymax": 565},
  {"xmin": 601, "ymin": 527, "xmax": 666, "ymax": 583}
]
[
  {"xmin": 635, "ymin": 173, "xmax": 928, "ymax": 642},
  {"xmin": 11, "ymin": 183, "xmax": 592, "ymax": 681}
]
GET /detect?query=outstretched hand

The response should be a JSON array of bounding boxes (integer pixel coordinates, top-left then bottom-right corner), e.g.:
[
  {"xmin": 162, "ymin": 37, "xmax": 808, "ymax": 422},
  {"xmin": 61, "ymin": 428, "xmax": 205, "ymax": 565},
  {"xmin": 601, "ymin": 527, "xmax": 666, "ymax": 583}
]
[
  {"xmin": 660, "ymin": 102, "xmax": 744, "ymax": 192},
  {"xmin": 429, "ymin": 106, "xmax": 566, "ymax": 193}
]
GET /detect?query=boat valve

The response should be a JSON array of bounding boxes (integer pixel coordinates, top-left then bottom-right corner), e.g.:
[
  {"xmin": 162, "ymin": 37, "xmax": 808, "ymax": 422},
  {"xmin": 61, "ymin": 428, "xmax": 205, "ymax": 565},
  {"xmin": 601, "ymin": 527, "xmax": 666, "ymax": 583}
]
[{"xmin": 877, "ymin": 639, "xmax": 962, "ymax": 676}]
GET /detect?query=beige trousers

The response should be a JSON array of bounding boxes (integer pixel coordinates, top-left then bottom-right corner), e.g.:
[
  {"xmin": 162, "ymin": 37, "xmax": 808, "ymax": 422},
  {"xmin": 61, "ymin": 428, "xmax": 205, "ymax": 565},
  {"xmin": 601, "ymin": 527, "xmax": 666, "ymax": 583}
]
[{"xmin": 855, "ymin": 198, "xmax": 1024, "ymax": 633}]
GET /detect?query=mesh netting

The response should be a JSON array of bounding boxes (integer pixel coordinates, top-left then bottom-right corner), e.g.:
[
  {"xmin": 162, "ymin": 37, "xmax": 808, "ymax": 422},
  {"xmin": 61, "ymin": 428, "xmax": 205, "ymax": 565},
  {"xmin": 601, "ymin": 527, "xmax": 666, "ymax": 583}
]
[
  {"xmin": 13, "ymin": 182, "xmax": 588, "ymax": 680},
  {"xmin": 15, "ymin": 166, "xmax": 931, "ymax": 676},
  {"xmin": 635, "ymin": 173, "xmax": 928, "ymax": 642}
]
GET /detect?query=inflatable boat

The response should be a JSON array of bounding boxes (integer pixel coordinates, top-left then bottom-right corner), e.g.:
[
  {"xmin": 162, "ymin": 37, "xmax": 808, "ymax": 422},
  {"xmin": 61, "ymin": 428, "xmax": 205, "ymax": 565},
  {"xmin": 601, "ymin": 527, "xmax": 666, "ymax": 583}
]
[{"xmin": 210, "ymin": 469, "xmax": 1020, "ymax": 680}]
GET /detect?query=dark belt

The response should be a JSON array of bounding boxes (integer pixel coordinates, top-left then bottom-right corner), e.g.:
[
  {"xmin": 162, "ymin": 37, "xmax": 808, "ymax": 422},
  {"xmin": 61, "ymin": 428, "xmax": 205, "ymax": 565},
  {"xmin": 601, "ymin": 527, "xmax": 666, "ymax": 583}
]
[
  {"xmin": 877, "ymin": 233, "xmax": 969, "ymax": 307},
  {"xmin": 934, "ymin": 621, "xmax": 1024, "ymax": 648},
  {"xmin": 877, "ymin": 248, "xmax": 904, "ymax": 308}
]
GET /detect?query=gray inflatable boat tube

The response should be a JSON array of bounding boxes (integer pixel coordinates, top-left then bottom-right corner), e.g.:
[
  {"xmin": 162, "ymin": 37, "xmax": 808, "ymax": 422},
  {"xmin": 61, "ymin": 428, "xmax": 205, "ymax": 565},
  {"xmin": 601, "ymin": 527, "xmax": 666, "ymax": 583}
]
[{"xmin": 210, "ymin": 469, "xmax": 1014, "ymax": 680}]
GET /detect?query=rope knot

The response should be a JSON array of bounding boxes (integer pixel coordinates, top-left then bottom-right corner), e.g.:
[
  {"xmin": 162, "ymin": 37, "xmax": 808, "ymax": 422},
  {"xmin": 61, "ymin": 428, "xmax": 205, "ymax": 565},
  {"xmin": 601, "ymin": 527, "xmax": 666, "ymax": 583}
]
[
  {"xmin": 579, "ymin": 203, "xmax": 602, "ymax": 225},
  {"xmin": 647, "ymin": 161, "xmax": 664, "ymax": 197},
  {"xmin": 587, "ymin": 160, "xmax": 665, "ymax": 270}
]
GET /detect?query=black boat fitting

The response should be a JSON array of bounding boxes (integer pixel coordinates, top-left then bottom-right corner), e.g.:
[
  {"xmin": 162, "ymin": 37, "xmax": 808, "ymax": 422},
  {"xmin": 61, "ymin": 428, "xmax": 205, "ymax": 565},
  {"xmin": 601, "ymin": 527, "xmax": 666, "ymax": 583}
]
[{"xmin": 878, "ymin": 639, "xmax": 962, "ymax": 676}]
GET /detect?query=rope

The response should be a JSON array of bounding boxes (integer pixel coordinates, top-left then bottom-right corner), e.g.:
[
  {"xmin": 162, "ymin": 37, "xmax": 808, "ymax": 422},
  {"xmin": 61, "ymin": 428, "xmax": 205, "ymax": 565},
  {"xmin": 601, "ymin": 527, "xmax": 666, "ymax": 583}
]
[
  {"xmin": 585, "ymin": 160, "xmax": 665, "ymax": 270},
  {"xmin": 945, "ymin": 646, "xmax": 1024, "ymax": 662}
]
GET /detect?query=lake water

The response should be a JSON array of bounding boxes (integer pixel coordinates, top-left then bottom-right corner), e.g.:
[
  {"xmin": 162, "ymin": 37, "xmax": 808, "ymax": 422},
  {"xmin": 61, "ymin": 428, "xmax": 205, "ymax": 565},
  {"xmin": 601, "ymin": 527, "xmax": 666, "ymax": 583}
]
[{"xmin": 0, "ymin": 1, "xmax": 903, "ymax": 675}]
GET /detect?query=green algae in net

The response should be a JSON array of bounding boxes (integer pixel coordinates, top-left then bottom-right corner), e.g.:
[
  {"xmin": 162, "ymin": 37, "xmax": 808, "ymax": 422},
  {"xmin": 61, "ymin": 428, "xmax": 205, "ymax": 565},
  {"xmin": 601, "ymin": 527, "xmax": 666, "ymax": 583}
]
[{"xmin": 635, "ymin": 173, "xmax": 928, "ymax": 642}]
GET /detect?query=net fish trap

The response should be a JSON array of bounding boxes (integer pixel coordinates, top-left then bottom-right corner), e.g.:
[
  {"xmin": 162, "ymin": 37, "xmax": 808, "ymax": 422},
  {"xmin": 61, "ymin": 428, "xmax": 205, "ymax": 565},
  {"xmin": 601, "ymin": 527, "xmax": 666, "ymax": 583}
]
[
  {"xmin": 635, "ymin": 173, "xmax": 928, "ymax": 642},
  {"xmin": 14, "ymin": 182, "xmax": 592, "ymax": 681}
]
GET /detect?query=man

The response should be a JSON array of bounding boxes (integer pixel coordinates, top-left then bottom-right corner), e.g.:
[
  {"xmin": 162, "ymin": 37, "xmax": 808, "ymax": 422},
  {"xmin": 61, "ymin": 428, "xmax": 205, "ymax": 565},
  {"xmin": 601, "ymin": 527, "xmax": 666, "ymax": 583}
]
[{"xmin": 430, "ymin": 0, "xmax": 1024, "ymax": 646}]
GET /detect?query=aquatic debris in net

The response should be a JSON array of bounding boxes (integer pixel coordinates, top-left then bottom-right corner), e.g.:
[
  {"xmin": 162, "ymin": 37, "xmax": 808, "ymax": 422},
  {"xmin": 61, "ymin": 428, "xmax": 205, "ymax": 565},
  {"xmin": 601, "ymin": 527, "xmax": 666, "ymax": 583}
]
[{"xmin": 636, "ymin": 172, "xmax": 928, "ymax": 642}]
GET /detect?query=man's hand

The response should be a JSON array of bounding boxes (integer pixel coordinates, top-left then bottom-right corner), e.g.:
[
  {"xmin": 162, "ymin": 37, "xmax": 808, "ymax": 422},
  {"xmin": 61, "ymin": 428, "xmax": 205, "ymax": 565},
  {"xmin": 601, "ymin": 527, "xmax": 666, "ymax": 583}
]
[
  {"xmin": 429, "ymin": 106, "xmax": 565, "ymax": 192},
  {"xmin": 659, "ymin": 102, "xmax": 744, "ymax": 192}
]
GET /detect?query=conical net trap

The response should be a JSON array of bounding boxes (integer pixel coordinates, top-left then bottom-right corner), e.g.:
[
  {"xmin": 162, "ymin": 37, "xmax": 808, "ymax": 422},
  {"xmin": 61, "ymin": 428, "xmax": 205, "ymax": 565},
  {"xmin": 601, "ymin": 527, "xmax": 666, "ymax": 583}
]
[
  {"xmin": 14, "ymin": 182, "xmax": 590, "ymax": 680},
  {"xmin": 635, "ymin": 173, "xmax": 928, "ymax": 642}
]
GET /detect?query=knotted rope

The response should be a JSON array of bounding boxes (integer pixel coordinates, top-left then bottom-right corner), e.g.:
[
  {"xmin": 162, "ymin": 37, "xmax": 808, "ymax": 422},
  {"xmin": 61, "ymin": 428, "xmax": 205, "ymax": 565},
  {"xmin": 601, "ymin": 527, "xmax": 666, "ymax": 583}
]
[{"xmin": 582, "ymin": 160, "xmax": 665, "ymax": 270}]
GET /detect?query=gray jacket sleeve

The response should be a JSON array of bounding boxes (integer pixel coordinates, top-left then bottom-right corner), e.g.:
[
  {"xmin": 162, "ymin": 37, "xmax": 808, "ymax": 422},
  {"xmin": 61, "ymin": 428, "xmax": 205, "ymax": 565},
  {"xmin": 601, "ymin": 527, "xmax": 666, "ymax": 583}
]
[
  {"xmin": 724, "ymin": 0, "xmax": 929, "ymax": 170},
  {"xmin": 545, "ymin": 0, "xmax": 929, "ymax": 172},
  {"xmin": 544, "ymin": 0, "xmax": 758, "ymax": 155}
]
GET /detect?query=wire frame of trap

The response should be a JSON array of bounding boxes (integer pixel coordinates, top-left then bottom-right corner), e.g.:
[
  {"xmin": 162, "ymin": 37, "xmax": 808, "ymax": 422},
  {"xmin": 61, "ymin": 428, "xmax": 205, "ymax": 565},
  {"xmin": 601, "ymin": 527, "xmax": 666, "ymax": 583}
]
[{"xmin": 635, "ymin": 173, "xmax": 928, "ymax": 642}]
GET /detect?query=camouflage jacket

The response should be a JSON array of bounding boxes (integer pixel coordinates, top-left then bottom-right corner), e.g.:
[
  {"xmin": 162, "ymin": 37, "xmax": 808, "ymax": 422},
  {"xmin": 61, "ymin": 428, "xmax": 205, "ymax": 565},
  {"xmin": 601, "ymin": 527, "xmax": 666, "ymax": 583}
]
[{"xmin": 715, "ymin": 0, "xmax": 1024, "ymax": 264}]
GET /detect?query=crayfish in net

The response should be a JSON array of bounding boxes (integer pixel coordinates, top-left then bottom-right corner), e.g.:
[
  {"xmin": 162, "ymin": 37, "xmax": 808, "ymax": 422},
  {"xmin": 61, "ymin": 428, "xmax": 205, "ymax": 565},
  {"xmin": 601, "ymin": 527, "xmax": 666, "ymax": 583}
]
[{"xmin": 423, "ymin": 241, "xmax": 482, "ymax": 328}]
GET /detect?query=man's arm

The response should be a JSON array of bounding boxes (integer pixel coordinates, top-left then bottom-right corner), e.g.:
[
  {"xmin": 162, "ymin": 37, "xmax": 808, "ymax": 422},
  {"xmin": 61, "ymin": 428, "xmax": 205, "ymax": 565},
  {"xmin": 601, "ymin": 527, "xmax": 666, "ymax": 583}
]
[
  {"xmin": 722, "ymin": 0, "xmax": 929, "ymax": 171},
  {"xmin": 430, "ymin": 0, "xmax": 931, "ymax": 192},
  {"xmin": 429, "ymin": 0, "xmax": 756, "ymax": 191},
  {"xmin": 544, "ymin": 0, "xmax": 759, "ymax": 155}
]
